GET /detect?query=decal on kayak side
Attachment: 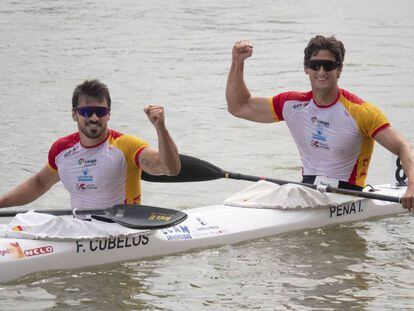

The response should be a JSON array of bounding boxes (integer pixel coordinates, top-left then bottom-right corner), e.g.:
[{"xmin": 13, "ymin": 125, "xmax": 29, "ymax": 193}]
[
  {"xmin": 193, "ymin": 217, "xmax": 228, "ymax": 238},
  {"xmin": 24, "ymin": 246, "xmax": 54, "ymax": 257},
  {"xmin": 0, "ymin": 242, "xmax": 54, "ymax": 260},
  {"xmin": 161, "ymin": 225, "xmax": 192, "ymax": 240},
  {"xmin": 329, "ymin": 201, "xmax": 363, "ymax": 218},
  {"xmin": 75, "ymin": 235, "xmax": 149, "ymax": 254},
  {"xmin": 159, "ymin": 220, "xmax": 228, "ymax": 240},
  {"xmin": 0, "ymin": 242, "xmax": 25, "ymax": 259}
]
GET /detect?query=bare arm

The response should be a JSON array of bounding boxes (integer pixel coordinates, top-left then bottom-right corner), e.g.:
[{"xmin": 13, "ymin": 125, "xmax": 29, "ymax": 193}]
[
  {"xmin": 0, "ymin": 164, "xmax": 60, "ymax": 208},
  {"xmin": 139, "ymin": 105, "xmax": 181, "ymax": 176},
  {"xmin": 375, "ymin": 127, "xmax": 414, "ymax": 210},
  {"xmin": 226, "ymin": 40, "xmax": 274, "ymax": 123}
]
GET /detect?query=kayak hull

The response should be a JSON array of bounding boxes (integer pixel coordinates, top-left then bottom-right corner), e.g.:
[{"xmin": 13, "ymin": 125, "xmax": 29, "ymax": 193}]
[{"xmin": 0, "ymin": 184, "xmax": 406, "ymax": 283}]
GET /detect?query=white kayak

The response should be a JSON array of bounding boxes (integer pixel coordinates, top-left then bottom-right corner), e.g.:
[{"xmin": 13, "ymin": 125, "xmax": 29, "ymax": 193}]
[{"xmin": 0, "ymin": 183, "xmax": 407, "ymax": 283}]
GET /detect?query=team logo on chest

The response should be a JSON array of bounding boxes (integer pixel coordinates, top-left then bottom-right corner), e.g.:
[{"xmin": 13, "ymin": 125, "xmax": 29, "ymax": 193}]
[
  {"xmin": 78, "ymin": 158, "xmax": 97, "ymax": 167},
  {"xmin": 76, "ymin": 158, "xmax": 97, "ymax": 182},
  {"xmin": 311, "ymin": 117, "xmax": 330, "ymax": 144},
  {"xmin": 77, "ymin": 168, "xmax": 93, "ymax": 182}
]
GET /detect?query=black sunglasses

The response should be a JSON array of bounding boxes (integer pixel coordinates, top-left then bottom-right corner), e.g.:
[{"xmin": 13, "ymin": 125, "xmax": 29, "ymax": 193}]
[
  {"xmin": 76, "ymin": 106, "xmax": 110, "ymax": 118},
  {"xmin": 306, "ymin": 59, "xmax": 340, "ymax": 71}
]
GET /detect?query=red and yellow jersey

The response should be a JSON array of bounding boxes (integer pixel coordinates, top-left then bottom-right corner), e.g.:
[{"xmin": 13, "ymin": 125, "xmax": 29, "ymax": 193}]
[
  {"xmin": 48, "ymin": 129, "xmax": 148, "ymax": 213},
  {"xmin": 269, "ymin": 89, "xmax": 390, "ymax": 187}
]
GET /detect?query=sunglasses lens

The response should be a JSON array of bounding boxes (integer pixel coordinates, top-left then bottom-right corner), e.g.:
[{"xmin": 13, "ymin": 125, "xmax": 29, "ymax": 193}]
[
  {"xmin": 307, "ymin": 60, "xmax": 339, "ymax": 71},
  {"xmin": 77, "ymin": 107, "xmax": 109, "ymax": 117}
]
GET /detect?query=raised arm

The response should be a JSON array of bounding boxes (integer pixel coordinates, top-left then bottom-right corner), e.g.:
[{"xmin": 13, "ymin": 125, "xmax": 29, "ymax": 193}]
[
  {"xmin": 0, "ymin": 164, "xmax": 60, "ymax": 208},
  {"xmin": 375, "ymin": 127, "xmax": 414, "ymax": 210},
  {"xmin": 226, "ymin": 40, "xmax": 274, "ymax": 123},
  {"xmin": 138, "ymin": 105, "xmax": 181, "ymax": 176}
]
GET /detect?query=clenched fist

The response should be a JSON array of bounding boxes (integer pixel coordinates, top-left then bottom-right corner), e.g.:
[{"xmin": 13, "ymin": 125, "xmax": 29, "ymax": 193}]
[
  {"xmin": 232, "ymin": 40, "xmax": 253, "ymax": 63},
  {"xmin": 144, "ymin": 105, "xmax": 166, "ymax": 129}
]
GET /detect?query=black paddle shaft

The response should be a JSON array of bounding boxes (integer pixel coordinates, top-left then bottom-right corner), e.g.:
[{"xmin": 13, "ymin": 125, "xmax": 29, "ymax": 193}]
[
  {"xmin": 141, "ymin": 153, "xmax": 402, "ymax": 204},
  {"xmin": 226, "ymin": 172, "xmax": 402, "ymax": 203}
]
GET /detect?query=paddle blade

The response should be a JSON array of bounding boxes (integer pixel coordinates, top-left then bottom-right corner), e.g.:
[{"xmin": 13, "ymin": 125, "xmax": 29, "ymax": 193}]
[
  {"xmin": 142, "ymin": 154, "xmax": 224, "ymax": 182},
  {"xmin": 105, "ymin": 204, "xmax": 188, "ymax": 229}
]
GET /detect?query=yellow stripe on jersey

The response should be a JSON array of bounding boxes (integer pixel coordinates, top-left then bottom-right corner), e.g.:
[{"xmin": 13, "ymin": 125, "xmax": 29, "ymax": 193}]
[
  {"xmin": 268, "ymin": 97, "xmax": 280, "ymax": 121},
  {"xmin": 340, "ymin": 95, "xmax": 390, "ymax": 186},
  {"xmin": 109, "ymin": 134, "xmax": 149, "ymax": 205},
  {"xmin": 48, "ymin": 163, "xmax": 58, "ymax": 172},
  {"xmin": 341, "ymin": 100, "xmax": 389, "ymax": 137}
]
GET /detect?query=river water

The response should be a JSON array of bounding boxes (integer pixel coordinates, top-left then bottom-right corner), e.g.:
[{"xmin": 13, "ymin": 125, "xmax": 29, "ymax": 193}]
[{"xmin": 0, "ymin": 0, "xmax": 413, "ymax": 309}]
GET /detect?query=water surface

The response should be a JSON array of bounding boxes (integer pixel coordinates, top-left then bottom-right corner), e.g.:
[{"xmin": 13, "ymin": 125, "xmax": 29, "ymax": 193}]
[{"xmin": 0, "ymin": 0, "xmax": 413, "ymax": 309}]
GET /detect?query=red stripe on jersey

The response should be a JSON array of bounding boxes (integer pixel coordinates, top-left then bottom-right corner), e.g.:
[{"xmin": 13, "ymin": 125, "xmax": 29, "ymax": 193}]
[
  {"xmin": 348, "ymin": 159, "xmax": 358, "ymax": 185},
  {"xmin": 81, "ymin": 131, "xmax": 111, "ymax": 149},
  {"xmin": 80, "ymin": 130, "xmax": 124, "ymax": 149},
  {"xmin": 109, "ymin": 129, "xmax": 124, "ymax": 139},
  {"xmin": 313, "ymin": 92, "xmax": 340, "ymax": 108},
  {"xmin": 48, "ymin": 133, "xmax": 80, "ymax": 170},
  {"xmin": 340, "ymin": 89, "xmax": 365, "ymax": 105},
  {"xmin": 272, "ymin": 91, "xmax": 313, "ymax": 120},
  {"xmin": 272, "ymin": 94, "xmax": 284, "ymax": 120},
  {"xmin": 134, "ymin": 146, "xmax": 148, "ymax": 168},
  {"xmin": 371, "ymin": 123, "xmax": 390, "ymax": 138}
]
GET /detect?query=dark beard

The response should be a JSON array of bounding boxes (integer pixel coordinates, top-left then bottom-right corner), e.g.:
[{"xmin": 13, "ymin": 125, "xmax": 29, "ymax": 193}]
[{"xmin": 80, "ymin": 121, "xmax": 105, "ymax": 139}]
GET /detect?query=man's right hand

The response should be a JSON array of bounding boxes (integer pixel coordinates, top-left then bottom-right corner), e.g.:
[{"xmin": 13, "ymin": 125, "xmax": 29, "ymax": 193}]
[{"xmin": 232, "ymin": 40, "xmax": 253, "ymax": 63}]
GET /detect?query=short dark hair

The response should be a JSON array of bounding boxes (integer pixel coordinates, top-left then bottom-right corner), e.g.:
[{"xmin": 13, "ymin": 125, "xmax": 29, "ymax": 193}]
[
  {"xmin": 72, "ymin": 79, "xmax": 111, "ymax": 109},
  {"xmin": 304, "ymin": 35, "xmax": 346, "ymax": 65}
]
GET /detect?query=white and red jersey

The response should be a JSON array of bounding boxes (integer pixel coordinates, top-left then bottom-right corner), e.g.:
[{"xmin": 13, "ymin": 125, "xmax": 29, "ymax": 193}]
[
  {"xmin": 48, "ymin": 129, "xmax": 148, "ymax": 213},
  {"xmin": 269, "ymin": 89, "xmax": 390, "ymax": 187}
]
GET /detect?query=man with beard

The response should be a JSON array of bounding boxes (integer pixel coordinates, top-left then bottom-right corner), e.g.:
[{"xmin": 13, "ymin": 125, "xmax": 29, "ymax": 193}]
[{"xmin": 0, "ymin": 79, "xmax": 181, "ymax": 217}]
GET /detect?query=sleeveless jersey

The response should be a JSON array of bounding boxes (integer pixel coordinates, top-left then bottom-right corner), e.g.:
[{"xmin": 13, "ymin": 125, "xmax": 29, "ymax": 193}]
[
  {"xmin": 269, "ymin": 89, "xmax": 390, "ymax": 187},
  {"xmin": 48, "ymin": 129, "xmax": 148, "ymax": 213}
]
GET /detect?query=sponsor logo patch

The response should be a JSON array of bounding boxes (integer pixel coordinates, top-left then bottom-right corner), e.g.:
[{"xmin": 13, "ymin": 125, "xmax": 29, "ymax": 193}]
[
  {"xmin": 311, "ymin": 117, "xmax": 330, "ymax": 128},
  {"xmin": 78, "ymin": 158, "xmax": 97, "ymax": 167},
  {"xmin": 24, "ymin": 246, "xmax": 54, "ymax": 257},
  {"xmin": 311, "ymin": 117, "xmax": 329, "ymax": 142},
  {"xmin": 193, "ymin": 218, "xmax": 227, "ymax": 237},
  {"xmin": 6, "ymin": 242, "xmax": 25, "ymax": 259},
  {"xmin": 77, "ymin": 167, "xmax": 93, "ymax": 182},
  {"xmin": 0, "ymin": 242, "xmax": 53, "ymax": 259},
  {"xmin": 76, "ymin": 183, "xmax": 97, "ymax": 191},
  {"xmin": 292, "ymin": 102, "xmax": 309, "ymax": 111},
  {"xmin": 64, "ymin": 145, "xmax": 79, "ymax": 158},
  {"xmin": 149, "ymin": 213, "xmax": 172, "ymax": 222},
  {"xmin": 161, "ymin": 225, "xmax": 192, "ymax": 240},
  {"xmin": 311, "ymin": 140, "xmax": 329, "ymax": 150}
]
